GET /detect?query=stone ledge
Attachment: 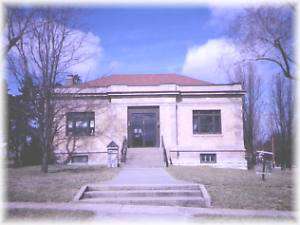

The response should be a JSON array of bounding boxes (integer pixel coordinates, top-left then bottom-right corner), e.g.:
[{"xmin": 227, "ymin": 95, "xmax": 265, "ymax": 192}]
[
  {"xmin": 198, "ymin": 184, "xmax": 211, "ymax": 208},
  {"xmin": 73, "ymin": 184, "xmax": 88, "ymax": 201}
]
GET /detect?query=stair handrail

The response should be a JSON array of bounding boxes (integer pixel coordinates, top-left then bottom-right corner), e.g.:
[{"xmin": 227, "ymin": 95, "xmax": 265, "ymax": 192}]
[
  {"xmin": 121, "ymin": 136, "xmax": 128, "ymax": 163},
  {"xmin": 161, "ymin": 136, "xmax": 169, "ymax": 167}
]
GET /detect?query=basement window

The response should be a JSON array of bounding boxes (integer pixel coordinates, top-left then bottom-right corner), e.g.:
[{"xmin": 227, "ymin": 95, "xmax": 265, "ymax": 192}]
[
  {"xmin": 200, "ymin": 154, "xmax": 217, "ymax": 163},
  {"xmin": 71, "ymin": 155, "xmax": 88, "ymax": 163},
  {"xmin": 66, "ymin": 112, "xmax": 95, "ymax": 136}
]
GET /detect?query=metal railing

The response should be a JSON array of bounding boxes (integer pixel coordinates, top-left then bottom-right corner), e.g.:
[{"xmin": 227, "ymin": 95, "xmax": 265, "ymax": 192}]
[
  {"xmin": 161, "ymin": 136, "xmax": 169, "ymax": 167},
  {"xmin": 121, "ymin": 136, "xmax": 128, "ymax": 163}
]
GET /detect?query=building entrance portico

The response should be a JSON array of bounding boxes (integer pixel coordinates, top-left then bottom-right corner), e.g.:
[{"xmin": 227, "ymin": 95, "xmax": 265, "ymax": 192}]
[{"xmin": 127, "ymin": 106, "xmax": 160, "ymax": 148}]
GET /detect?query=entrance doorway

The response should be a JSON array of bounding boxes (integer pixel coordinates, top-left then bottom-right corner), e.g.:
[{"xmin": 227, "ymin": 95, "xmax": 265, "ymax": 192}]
[{"xmin": 128, "ymin": 106, "xmax": 159, "ymax": 148}]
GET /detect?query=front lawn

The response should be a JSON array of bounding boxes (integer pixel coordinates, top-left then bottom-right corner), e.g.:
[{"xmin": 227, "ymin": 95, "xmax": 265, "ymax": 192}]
[
  {"xmin": 6, "ymin": 165, "xmax": 120, "ymax": 202},
  {"xmin": 167, "ymin": 166, "xmax": 294, "ymax": 211}
]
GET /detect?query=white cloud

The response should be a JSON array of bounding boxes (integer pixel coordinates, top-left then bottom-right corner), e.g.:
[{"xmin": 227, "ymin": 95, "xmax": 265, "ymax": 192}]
[
  {"xmin": 181, "ymin": 38, "xmax": 241, "ymax": 83},
  {"xmin": 68, "ymin": 31, "xmax": 102, "ymax": 81}
]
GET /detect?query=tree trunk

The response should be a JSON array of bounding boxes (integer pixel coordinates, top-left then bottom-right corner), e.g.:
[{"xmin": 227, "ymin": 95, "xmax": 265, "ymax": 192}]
[
  {"xmin": 16, "ymin": 145, "xmax": 23, "ymax": 167},
  {"xmin": 41, "ymin": 148, "xmax": 48, "ymax": 173},
  {"xmin": 41, "ymin": 99, "xmax": 50, "ymax": 173}
]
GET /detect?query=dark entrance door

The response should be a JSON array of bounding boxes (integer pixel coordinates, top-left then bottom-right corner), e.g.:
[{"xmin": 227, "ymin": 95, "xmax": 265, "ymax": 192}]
[{"xmin": 128, "ymin": 106, "xmax": 159, "ymax": 148}]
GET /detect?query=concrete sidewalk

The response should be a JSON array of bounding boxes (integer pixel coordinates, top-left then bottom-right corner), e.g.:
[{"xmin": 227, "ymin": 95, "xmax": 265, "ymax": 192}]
[
  {"xmin": 102, "ymin": 167, "xmax": 186, "ymax": 185},
  {"xmin": 6, "ymin": 202, "xmax": 295, "ymax": 221}
]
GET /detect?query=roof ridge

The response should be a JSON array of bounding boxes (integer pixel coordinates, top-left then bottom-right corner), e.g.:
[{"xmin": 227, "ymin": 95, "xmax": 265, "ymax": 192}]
[
  {"xmin": 75, "ymin": 73, "xmax": 213, "ymax": 88},
  {"xmin": 91, "ymin": 73, "xmax": 208, "ymax": 80}
]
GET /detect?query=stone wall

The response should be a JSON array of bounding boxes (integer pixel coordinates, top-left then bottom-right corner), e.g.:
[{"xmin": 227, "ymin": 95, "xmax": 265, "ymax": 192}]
[{"xmin": 53, "ymin": 97, "xmax": 118, "ymax": 165}]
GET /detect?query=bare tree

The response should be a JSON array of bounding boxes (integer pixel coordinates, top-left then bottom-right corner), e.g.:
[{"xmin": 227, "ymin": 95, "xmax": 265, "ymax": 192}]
[
  {"xmin": 7, "ymin": 8, "xmax": 88, "ymax": 172},
  {"xmin": 5, "ymin": 7, "xmax": 35, "ymax": 54},
  {"xmin": 229, "ymin": 63, "xmax": 262, "ymax": 169},
  {"xmin": 229, "ymin": 6, "xmax": 294, "ymax": 79},
  {"xmin": 270, "ymin": 75, "xmax": 294, "ymax": 169}
]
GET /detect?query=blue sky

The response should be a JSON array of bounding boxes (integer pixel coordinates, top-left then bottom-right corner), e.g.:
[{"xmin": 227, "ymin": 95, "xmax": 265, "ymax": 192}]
[
  {"xmin": 74, "ymin": 7, "xmax": 232, "ymax": 82},
  {"xmin": 7, "ymin": 6, "xmax": 278, "ymax": 92}
]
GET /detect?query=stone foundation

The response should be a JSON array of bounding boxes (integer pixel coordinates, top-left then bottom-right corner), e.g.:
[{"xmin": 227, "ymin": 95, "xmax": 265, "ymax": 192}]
[{"xmin": 170, "ymin": 150, "xmax": 247, "ymax": 169}]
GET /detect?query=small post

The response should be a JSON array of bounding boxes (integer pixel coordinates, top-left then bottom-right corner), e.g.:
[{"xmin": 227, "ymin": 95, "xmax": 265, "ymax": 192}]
[
  {"xmin": 262, "ymin": 159, "xmax": 266, "ymax": 181},
  {"xmin": 107, "ymin": 141, "xmax": 119, "ymax": 168}
]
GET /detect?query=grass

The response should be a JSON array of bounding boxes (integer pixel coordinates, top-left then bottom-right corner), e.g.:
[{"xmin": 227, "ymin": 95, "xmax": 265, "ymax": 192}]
[
  {"xmin": 192, "ymin": 214, "xmax": 295, "ymax": 223},
  {"xmin": 6, "ymin": 164, "xmax": 120, "ymax": 202},
  {"xmin": 6, "ymin": 208, "xmax": 95, "ymax": 221},
  {"xmin": 167, "ymin": 166, "xmax": 294, "ymax": 211}
]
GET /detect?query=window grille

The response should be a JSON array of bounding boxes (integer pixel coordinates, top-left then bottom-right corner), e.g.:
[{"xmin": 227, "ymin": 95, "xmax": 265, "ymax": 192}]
[{"xmin": 200, "ymin": 153, "xmax": 217, "ymax": 163}]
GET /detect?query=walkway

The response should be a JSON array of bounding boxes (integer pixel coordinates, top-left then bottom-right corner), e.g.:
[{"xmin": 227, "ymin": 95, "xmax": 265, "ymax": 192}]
[{"xmin": 102, "ymin": 167, "xmax": 185, "ymax": 185}]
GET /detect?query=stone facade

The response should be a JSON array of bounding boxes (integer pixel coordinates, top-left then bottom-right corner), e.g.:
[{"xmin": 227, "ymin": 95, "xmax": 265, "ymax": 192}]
[{"xmin": 53, "ymin": 80, "xmax": 247, "ymax": 169}]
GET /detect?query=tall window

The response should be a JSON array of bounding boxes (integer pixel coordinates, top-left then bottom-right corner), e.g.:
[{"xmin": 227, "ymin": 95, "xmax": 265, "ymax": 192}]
[
  {"xmin": 193, "ymin": 110, "xmax": 221, "ymax": 134},
  {"xmin": 66, "ymin": 112, "xmax": 95, "ymax": 136}
]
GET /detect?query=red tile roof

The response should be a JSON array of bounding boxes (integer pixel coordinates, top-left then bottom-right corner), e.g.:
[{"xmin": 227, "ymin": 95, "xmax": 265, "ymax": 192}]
[{"xmin": 78, "ymin": 74, "xmax": 212, "ymax": 88}]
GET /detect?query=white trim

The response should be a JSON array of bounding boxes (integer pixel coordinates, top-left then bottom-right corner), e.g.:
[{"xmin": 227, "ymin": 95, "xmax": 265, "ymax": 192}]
[{"xmin": 192, "ymin": 134, "xmax": 224, "ymax": 137}]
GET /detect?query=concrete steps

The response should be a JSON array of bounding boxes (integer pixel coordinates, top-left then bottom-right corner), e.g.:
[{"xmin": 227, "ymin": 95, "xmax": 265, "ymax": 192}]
[
  {"xmin": 83, "ymin": 190, "xmax": 203, "ymax": 198},
  {"xmin": 76, "ymin": 184, "xmax": 208, "ymax": 208},
  {"xmin": 125, "ymin": 148, "xmax": 164, "ymax": 168},
  {"xmin": 80, "ymin": 196, "xmax": 205, "ymax": 207},
  {"xmin": 88, "ymin": 184, "xmax": 200, "ymax": 191}
]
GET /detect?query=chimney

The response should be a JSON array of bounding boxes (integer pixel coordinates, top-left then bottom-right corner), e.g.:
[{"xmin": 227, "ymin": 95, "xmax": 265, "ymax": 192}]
[
  {"xmin": 65, "ymin": 75, "xmax": 75, "ymax": 86},
  {"xmin": 65, "ymin": 74, "xmax": 81, "ymax": 86}
]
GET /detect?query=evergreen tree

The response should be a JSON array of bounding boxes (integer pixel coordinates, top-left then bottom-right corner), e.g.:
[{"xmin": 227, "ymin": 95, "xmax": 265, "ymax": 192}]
[{"xmin": 7, "ymin": 76, "xmax": 42, "ymax": 166}]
